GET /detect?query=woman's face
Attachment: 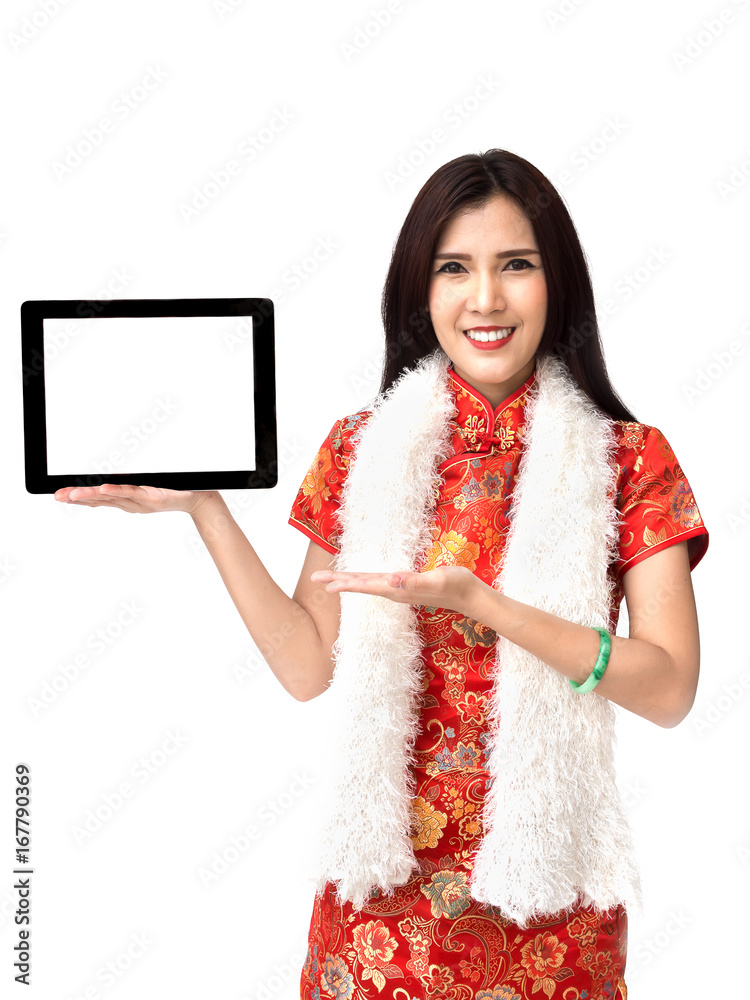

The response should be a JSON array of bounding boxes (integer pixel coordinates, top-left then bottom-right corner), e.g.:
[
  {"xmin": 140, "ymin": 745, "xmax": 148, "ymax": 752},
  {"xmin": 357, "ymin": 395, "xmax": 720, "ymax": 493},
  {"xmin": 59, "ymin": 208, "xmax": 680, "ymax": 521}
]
[{"xmin": 427, "ymin": 194, "xmax": 548, "ymax": 409}]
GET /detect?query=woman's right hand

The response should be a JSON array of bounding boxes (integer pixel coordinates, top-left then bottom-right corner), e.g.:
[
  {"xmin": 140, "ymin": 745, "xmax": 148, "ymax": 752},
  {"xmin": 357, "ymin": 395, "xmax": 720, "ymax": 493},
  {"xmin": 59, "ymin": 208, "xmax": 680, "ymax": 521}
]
[{"xmin": 53, "ymin": 484, "xmax": 216, "ymax": 516}]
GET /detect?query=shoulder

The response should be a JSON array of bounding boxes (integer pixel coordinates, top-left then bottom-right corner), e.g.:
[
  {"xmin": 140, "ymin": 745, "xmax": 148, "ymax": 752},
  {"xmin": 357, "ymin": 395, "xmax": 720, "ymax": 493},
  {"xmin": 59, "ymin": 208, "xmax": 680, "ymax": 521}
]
[
  {"xmin": 610, "ymin": 420, "xmax": 685, "ymax": 493},
  {"xmin": 609, "ymin": 418, "xmax": 709, "ymax": 574},
  {"xmin": 335, "ymin": 407, "xmax": 376, "ymax": 440},
  {"xmin": 327, "ymin": 408, "xmax": 376, "ymax": 463},
  {"xmin": 288, "ymin": 406, "xmax": 375, "ymax": 553}
]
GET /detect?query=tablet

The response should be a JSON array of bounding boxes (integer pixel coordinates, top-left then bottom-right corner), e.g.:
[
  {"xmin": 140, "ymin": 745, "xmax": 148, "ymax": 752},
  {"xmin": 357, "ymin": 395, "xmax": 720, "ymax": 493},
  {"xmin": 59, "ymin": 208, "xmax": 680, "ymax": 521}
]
[{"xmin": 21, "ymin": 298, "xmax": 277, "ymax": 493}]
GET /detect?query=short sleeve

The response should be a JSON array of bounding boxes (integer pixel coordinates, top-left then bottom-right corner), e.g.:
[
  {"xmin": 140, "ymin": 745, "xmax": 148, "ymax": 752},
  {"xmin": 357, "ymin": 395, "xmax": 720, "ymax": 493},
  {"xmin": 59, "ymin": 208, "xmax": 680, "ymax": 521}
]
[
  {"xmin": 288, "ymin": 411, "xmax": 373, "ymax": 554},
  {"xmin": 615, "ymin": 423, "xmax": 709, "ymax": 578}
]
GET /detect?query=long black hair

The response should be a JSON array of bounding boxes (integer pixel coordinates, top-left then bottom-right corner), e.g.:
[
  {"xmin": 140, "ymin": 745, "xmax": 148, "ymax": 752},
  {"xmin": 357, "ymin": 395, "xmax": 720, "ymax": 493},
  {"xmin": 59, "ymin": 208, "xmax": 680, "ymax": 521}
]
[{"xmin": 379, "ymin": 148, "xmax": 637, "ymax": 423}]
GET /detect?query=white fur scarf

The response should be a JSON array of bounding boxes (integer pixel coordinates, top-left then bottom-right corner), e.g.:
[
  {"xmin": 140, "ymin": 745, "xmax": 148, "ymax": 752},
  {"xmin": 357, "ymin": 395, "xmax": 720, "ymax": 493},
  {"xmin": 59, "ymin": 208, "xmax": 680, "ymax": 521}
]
[{"xmin": 309, "ymin": 345, "xmax": 642, "ymax": 928}]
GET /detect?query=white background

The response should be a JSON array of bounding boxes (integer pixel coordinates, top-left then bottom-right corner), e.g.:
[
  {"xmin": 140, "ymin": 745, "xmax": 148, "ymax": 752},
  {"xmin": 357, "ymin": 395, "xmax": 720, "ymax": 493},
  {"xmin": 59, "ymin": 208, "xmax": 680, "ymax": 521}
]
[{"xmin": 2, "ymin": 1, "xmax": 747, "ymax": 998}]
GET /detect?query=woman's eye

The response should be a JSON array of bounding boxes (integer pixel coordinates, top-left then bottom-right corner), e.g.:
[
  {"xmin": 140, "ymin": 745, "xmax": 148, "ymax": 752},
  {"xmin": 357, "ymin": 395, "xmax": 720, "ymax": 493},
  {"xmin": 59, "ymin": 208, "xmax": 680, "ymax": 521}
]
[{"xmin": 434, "ymin": 258, "xmax": 534, "ymax": 274}]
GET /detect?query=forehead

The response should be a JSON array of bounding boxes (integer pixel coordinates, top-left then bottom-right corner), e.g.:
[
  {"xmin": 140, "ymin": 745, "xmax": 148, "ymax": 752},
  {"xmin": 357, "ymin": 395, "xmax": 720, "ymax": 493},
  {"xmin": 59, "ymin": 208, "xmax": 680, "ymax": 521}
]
[{"xmin": 437, "ymin": 195, "xmax": 535, "ymax": 246}]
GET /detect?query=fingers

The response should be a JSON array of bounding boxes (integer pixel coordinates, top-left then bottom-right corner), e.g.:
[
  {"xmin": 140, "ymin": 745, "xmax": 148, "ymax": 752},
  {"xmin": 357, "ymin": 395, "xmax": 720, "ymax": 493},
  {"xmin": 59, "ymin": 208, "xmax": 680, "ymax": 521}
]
[
  {"xmin": 66, "ymin": 487, "xmax": 116, "ymax": 505},
  {"xmin": 310, "ymin": 571, "xmax": 408, "ymax": 593},
  {"xmin": 55, "ymin": 485, "xmax": 112, "ymax": 502},
  {"xmin": 54, "ymin": 484, "xmax": 144, "ymax": 512}
]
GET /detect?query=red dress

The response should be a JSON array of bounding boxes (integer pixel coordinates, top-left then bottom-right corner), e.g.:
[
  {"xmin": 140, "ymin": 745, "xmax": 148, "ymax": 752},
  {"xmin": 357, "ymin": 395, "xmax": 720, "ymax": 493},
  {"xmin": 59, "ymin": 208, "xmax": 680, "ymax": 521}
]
[{"xmin": 288, "ymin": 364, "xmax": 709, "ymax": 1000}]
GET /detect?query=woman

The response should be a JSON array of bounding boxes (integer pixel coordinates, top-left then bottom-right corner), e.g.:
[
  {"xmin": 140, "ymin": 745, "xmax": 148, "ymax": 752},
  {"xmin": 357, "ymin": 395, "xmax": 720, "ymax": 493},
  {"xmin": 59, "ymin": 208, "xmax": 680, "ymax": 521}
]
[
  {"xmin": 56, "ymin": 149, "xmax": 709, "ymax": 999},
  {"xmin": 286, "ymin": 150, "xmax": 709, "ymax": 999}
]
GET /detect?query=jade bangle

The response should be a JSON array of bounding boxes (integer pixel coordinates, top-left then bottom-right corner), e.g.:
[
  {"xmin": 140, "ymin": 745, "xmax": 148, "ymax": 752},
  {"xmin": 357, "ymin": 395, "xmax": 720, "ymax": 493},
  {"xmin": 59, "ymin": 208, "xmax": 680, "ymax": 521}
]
[{"xmin": 569, "ymin": 627, "xmax": 611, "ymax": 694}]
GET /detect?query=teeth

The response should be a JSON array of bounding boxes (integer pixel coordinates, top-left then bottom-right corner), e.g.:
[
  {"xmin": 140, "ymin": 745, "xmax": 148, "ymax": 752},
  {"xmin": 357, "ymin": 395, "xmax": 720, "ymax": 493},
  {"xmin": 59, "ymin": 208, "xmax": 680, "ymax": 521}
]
[{"xmin": 465, "ymin": 327, "xmax": 514, "ymax": 342}]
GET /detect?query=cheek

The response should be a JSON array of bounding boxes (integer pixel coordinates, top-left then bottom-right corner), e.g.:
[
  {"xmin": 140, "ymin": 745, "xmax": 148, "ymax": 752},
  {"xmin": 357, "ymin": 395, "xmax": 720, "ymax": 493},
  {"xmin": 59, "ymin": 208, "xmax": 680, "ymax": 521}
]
[
  {"xmin": 428, "ymin": 279, "xmax": 459, "ymax": 315},
  {"xmin": 524, "ymin": 276, "xmax": 548, "ymax": 318}
]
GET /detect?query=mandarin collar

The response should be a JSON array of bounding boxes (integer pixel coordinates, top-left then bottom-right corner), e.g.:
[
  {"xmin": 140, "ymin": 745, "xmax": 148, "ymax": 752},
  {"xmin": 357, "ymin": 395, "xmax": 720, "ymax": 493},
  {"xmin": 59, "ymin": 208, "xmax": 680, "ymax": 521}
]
[{"xmin": 447, "ymin": 364, "xmax": 537, "ymax": 455}]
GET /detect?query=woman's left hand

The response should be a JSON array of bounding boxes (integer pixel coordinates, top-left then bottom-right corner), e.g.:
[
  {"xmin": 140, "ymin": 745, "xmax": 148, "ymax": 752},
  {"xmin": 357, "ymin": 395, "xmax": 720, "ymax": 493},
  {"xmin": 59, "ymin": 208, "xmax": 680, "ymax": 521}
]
[{"xmin": 310, "ymin": 566, "xmax": 479, "ymax": 617}]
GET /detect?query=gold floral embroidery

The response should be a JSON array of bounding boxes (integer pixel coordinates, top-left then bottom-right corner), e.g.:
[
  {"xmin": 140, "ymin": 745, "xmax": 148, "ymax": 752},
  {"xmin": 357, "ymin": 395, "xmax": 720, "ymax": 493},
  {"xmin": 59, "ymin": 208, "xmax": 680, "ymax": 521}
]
[
  {"xmin": 456, "ymin": 690, "xmax": 486, "ymax": 724},
  {"xmin": 459, "ymin": 413, "xmax": 489, "ymax": 449},
  {"xmin": 520, "ymin": 933, "xmax": 568, "ymax": 993},
  {"xmin": 300, "ymin": 449, "xmax": 333, "ymax": 515},
  {"xmin": 422, "ymin": 530, "xmax": 480, "ymax": 571},
  {"xmin": 491, "ymin": 417, "xmax": 516, "ymax": 452},
  {"xmin": 410, "ymin": 796, "xmax": 448, "ymax": 850},
  {"xmin": 349, "ymin": 920, "xmax": 400, "ymax": 990}
]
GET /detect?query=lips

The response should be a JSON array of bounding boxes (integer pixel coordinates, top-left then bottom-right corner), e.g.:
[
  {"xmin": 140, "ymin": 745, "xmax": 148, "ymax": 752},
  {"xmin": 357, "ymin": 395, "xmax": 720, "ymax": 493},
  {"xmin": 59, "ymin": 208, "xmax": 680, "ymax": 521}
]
[
  {"xmin": 463, "ymin": 327, "xmax": 517, "ymax": 350},
  {"xmin": 463, "ymin": 326, "xmax": 516, "ymax": 341}
]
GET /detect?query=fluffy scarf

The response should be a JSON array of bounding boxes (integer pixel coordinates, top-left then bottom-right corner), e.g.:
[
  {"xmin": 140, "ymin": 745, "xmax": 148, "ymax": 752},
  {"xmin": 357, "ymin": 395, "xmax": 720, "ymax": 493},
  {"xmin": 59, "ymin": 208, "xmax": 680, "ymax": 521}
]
[{"xmin": 308, "ymin": 345, "xmax": 642, "ymax": 928}]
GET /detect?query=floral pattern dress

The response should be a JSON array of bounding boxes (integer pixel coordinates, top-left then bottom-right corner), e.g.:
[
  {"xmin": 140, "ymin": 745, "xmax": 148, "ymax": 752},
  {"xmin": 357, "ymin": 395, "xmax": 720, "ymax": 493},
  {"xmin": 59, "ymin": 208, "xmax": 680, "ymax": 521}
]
[{"xmin": 288, "ymin": 363, "xmax": 709, "ymax": 1000}]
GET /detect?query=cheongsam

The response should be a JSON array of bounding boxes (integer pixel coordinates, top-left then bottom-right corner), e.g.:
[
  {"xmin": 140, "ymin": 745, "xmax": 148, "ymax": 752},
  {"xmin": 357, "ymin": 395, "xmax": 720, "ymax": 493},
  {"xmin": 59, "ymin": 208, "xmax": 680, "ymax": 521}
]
[{"xmin": 288, "ymin": 362, "xmax": 709, "ymax": 1000}]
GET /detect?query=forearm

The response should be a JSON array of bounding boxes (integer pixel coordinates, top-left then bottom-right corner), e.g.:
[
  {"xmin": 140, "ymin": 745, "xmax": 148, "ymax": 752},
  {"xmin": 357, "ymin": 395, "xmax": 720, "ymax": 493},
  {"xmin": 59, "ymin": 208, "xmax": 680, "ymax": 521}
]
[
  {"xmin": 189, "ymin": 493, "xmax": 327, "ymax": 701},
  {"xmin": 467, "ymin": 584, "xmax": 683, "ymax": 728}
]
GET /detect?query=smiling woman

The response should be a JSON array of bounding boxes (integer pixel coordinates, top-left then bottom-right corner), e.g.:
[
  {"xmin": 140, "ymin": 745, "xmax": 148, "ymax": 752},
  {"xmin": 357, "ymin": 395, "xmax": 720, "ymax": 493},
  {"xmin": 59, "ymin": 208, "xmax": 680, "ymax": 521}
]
[
  {"xmin": 427, "ymin": 196, "xmax": 548, "ymax": 407},
  {"xmin": 287, "ymin": 148, "xmax": 709, "ymax": 1000},
  {"xmin": 56, "ymin": 147, "xmax": 709, "ymax": 1000}
]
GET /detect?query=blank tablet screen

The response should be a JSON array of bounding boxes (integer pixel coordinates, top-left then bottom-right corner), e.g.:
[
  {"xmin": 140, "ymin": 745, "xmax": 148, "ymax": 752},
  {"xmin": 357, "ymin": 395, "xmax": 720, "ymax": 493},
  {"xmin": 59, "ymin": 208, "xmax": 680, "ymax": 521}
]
[{"xmin": 21, "ymin": 298, "xmax": 277, "ymax": 493}]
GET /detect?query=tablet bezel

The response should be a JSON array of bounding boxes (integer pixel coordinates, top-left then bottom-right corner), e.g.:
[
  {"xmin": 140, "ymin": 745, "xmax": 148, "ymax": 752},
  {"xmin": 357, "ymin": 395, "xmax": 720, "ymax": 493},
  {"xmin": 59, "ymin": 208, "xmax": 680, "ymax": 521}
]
[{"xmin": 21, "ymin": 297, "xmax": 277, "ymax": 494}]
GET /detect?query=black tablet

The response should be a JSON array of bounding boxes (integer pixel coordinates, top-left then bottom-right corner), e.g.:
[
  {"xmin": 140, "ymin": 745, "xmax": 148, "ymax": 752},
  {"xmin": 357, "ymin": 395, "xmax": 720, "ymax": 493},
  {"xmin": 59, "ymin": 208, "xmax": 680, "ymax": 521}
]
[{"xmin": 21, "ymin": 298, "xmax": 277, "ymax": 494}]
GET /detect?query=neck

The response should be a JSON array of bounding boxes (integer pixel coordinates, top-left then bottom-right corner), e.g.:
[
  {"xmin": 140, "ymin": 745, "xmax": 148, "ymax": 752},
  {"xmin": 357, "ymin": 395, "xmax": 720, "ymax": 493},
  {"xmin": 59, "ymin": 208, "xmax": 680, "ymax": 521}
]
[{"xmin": 449, "ymin": 357, "xmax": 537, "ymax": 411}]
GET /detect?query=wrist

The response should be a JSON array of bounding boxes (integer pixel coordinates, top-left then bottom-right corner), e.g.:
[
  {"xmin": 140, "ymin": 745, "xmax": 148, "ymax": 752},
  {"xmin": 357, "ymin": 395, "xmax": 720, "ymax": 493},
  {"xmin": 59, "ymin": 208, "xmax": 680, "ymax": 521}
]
[
  {"xmin": 188, "ymin": 490, "xmax": 225, "ymax": 520},
  {"xmin": 463, "ymin": 574, "xmax": 499, "ymax": 623}
]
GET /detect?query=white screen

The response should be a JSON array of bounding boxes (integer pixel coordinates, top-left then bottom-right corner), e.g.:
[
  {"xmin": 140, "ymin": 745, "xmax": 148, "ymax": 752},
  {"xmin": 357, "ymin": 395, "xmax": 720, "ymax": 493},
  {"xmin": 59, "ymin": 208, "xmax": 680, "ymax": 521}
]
[{"xmin": 42, "ymin": 314, "xmax": 256, "ymax": 476}]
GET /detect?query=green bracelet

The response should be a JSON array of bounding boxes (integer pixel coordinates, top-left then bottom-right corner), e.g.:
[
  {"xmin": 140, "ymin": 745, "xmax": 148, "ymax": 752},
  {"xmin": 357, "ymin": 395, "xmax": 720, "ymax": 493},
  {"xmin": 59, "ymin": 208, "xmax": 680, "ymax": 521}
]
[{"xmin": 569, "ymin": 627, "xmax": 611, "ymax": 694}]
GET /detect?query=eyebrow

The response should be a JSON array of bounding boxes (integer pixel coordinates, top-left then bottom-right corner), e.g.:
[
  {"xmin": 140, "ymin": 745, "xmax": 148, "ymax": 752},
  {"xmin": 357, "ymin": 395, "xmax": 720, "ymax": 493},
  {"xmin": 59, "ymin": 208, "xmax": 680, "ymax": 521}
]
[{"xmin": 434, "ymin": 248, "xmax": 541, "ymax": 260}]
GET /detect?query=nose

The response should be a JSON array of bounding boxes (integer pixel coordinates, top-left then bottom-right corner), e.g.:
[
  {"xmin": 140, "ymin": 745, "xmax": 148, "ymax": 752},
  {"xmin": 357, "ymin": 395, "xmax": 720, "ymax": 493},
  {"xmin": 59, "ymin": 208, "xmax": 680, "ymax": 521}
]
[{"xmin": 465, "ymin": 268, "xmax": 507, "ymax": 315}]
